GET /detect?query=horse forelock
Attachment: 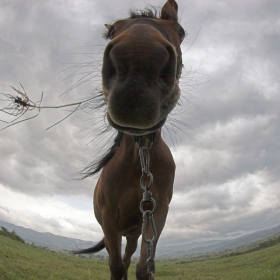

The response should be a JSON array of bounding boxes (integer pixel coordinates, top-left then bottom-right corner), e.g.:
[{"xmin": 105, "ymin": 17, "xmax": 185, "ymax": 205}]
[{"xmin": 129, "ymin": 6, "xmax": 159, "ymax": 19}]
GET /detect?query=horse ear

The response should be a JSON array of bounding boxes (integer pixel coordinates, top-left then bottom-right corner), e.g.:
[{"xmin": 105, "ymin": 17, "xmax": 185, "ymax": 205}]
[{"xmin": 160, "ymin": 0, "xmax": 178, "ymax": 21}]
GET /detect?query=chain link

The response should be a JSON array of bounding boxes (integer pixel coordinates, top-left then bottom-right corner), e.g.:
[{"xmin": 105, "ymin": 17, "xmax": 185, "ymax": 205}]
[{"xmin": 137, "ymin": 140, "xmax": 157, "ymax": 280}]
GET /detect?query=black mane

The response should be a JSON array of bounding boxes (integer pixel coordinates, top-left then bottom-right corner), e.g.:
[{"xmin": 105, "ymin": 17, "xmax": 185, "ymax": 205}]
[{"xmin": 81, "ymin": 131, "xmax": 123, "ymax": 178}]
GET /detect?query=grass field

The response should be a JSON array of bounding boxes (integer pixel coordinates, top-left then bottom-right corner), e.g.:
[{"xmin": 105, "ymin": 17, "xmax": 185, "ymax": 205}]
[{"xmin": 1, "ymin": 235, "xmax": 280, "ymax": 280}]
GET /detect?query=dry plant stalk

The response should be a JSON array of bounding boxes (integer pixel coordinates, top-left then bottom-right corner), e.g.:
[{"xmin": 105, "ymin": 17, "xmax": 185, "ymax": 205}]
[{"xmin": 0, "ymin": 83, "xmax": 94, "ymax": 131}]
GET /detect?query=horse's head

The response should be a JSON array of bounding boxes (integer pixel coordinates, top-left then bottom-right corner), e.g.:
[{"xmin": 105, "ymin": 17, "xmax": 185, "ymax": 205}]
[{"xmin": 102, "ymin": 0, "xmax": 185, "ymax": 136}]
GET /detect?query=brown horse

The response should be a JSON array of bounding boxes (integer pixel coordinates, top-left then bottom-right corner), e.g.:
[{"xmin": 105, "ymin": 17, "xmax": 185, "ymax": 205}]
[{"xmin": 75, "ymin": 0, "xmax": 185, "ymax": 279}]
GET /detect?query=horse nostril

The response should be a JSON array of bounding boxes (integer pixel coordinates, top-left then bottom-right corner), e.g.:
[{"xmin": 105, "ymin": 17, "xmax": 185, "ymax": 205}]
[
  {"xmin": 159, "ymin": 45, "xmax": 177, "ymax": 86},
  {"xmin": 102, "ymin": 43, "xmax": 117, "ymax": 86}
]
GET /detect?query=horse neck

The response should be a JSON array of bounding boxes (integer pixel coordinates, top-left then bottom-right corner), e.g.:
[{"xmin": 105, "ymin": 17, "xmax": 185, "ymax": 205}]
[{"xmin": 118, "ymin": 131, "xmax": 163, "ymax": 167}]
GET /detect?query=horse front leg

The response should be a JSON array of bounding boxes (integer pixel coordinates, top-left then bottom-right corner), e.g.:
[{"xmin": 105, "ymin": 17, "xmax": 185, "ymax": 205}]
[
  {"xmin": 122, "ymin": 234, "xmax": 141, "ymax": 280},
  {"xmin": 103, "ymin": 229, "xmax": 126, "ymax": 280}
]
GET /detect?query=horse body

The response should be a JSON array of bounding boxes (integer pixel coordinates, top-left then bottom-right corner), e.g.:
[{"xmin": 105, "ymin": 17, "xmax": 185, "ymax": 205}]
[
  {"xmin": 95, "ymin": 133, "xmax": 175, "ymax": 279},
  {"xmin": 77, "ymin": 1, "xmax": 184, "ymax": 279}
]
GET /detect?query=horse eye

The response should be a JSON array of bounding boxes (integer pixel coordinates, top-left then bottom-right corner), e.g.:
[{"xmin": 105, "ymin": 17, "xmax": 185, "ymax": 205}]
[
  {"xmin": 179, "ymin": 28, "xmax": 185, "ymax": 43},
  {"xmin": 109, "ymin": 26, "xmax": 116, "ymax": 39}
]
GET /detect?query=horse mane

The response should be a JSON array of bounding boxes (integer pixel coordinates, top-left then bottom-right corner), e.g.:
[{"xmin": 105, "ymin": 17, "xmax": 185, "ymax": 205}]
[{"xmin": 81, "ymin": 131, "xmax": 123, "ymax": 178}]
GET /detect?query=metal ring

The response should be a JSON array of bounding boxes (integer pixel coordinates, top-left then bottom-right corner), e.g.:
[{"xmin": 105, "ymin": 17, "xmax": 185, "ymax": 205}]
[
  {"xmin": 140, "ymin": 172, "xmax": 153, "ymax": 190},
  {"xmin": 139, "ymin": 198, "xmax": 157, "ymax": 214}
]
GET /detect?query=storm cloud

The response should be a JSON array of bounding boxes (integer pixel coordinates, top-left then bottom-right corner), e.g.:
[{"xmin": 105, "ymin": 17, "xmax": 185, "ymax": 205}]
[{"xmin": 0, "ymin": 0, "xmax": 279, "ymax": 246}]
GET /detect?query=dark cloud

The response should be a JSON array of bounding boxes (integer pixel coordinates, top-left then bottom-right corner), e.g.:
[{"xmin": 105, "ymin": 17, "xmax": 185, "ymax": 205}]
[{"xmin": 0, "ymin": 0, "xmax": 279, "ymax": 244}]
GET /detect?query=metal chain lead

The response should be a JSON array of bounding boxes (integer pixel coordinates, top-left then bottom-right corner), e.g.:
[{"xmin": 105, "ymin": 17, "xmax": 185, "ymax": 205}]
[{"xmin": 137, "ymin": 141, "xmax": 157, "ymax": 280}]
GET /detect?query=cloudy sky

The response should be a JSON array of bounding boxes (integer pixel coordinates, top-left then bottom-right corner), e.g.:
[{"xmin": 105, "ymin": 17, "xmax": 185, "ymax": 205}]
[{"xmin": 0, "ymin": 0, "xmax": 279, "ymax": 250}]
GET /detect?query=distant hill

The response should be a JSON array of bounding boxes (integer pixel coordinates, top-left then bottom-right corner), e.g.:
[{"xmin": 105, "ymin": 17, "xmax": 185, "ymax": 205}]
[
  {"xmin": 0, "ymin": 220, "xmax": 106, "ymax": 255},
  {"xmin": 185, "ymin": 225, "xmax": 280, "ymax": 256},
  {"xmin": 158, "ymin": 225, "xmax": 280, "ymax": 258},
  {"xmin": 1, "ymin": 219, "xmax": 280, "ymax": 258},
  {"xmin": 156, "ymin": 239, "xmax": 223, "ymax": 257}
]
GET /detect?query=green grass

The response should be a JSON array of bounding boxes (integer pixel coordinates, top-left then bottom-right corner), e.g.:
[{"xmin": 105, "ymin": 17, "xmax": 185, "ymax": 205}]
[
  {"xmin": 0, "ymin": 236, "xmax": 109, "ymax": 280},
  {"xmin": 1, "ymin": 235, "xmax": 280, "ymax": 279}
]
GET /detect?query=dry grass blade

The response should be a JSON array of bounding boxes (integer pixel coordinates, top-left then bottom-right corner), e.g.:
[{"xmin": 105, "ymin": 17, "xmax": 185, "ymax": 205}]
[{"xmin": 0, "ymin": 83, "xmax": 95, "ymax": 131}]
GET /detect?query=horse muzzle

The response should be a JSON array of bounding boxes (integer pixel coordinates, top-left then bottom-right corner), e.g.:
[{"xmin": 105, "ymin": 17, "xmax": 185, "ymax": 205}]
[{"xmin": 102, "ymin": 23, "xmax": 180, "ymax": 135}]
